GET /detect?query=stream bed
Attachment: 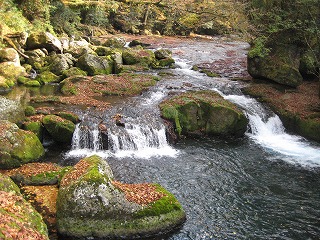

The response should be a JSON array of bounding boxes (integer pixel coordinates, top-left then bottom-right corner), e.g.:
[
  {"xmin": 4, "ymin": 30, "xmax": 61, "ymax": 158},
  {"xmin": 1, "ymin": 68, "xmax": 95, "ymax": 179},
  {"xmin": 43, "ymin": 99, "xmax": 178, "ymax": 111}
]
[{"xmin": 49, "ymin": 36, "xmax": 320, "ymax": 240}]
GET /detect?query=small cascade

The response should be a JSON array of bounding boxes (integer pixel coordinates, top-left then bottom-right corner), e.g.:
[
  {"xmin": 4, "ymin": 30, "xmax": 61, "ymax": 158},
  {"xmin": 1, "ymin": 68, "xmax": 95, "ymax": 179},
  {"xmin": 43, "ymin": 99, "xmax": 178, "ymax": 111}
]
[
  {"xmin": 223, "ymin": 94, "xmax": 320, "ymax": 166},
  {"xmin": 107, "ymin": 117, "xmax": 177, "ymax": 158},
  {"xmin": 71, "ymin": 123, "xmax": 103, "ymax": 151}
]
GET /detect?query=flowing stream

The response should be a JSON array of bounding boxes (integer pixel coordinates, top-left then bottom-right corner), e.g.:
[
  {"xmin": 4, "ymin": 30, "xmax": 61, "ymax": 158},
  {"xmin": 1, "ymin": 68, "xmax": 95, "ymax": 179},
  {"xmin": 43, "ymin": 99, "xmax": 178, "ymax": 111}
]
[{"xmin": 63, "ymin": 37, "xmax": 320, "ymax": 239}]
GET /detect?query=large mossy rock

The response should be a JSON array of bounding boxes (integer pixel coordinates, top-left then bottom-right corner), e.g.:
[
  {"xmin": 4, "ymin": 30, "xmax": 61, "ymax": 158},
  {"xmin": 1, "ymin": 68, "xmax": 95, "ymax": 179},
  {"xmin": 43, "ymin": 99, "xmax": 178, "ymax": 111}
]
[
  {"xmin": 56, "ymin": 155, "xmax": 185, "ymax": 239},
  {"xmin": 26, "ymin": 32, "xmax": 63, "ymax": 53},
  {"xmin": 46, "ymin": 53, "xmax": 75, "ymax": 75},
  {"xmin": 0, "ymin": 120, "xmax": 45, "ymax": 169},
  {"xmin": 42, "ymin": 115, "xmax": 75, "ymax": 143},
  {"xmin": 160, "ymin": 91, "xmax": 248, "ymax": 137},
  {"xmin": 248, "ymin": 44, "xmax": 303, "ymax": 87},
  {"xmin": 0, "ymin": 173, "xmax": 49, "ymax": 239},
  {"xmin": 76, "ymin": 53, "xmax": 113, "ymax": 76},
  {"xmin": 122, "ymin": 47, "xmax": 156, "ymax": 66}
]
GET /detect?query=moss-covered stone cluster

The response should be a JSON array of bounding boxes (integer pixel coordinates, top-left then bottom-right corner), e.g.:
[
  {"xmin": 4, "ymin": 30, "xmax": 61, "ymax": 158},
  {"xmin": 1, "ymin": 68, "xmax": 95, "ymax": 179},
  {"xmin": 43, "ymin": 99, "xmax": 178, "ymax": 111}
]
[{"xmin": 160, "ymin": 90, "xmax": 248, "ymax": 137}]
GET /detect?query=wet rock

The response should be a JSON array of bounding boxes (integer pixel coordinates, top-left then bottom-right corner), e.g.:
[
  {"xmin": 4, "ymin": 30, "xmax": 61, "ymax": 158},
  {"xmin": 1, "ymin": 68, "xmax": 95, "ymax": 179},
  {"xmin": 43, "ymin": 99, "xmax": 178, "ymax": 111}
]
[
  {"xmin": 0, "ymin": 173, "xmax": 49, "ymax": 239},
  {"xmin": 76, "ymin": 53, "xmax": 113, "ymax": 76},
  {"xmin": 26, "ymin": 32, "xmax": 63, "ymax": 53},
  {"xmin": 248, "ymin": 44, "xmax": 303, "ymax": 87},
  {"xmin": 56, "ymin": 111, "xmax": 80, "ymax": 124},
  {"xmin": 160, "ymin": 90, "xmax": 248, "ymax": 137},
  {"xmin": 0, "ymin": 120, "xmax": 45, "ymax": 169},
  {"xmin": 56, "ymin": 155, "xmax": 185, "ymax": 239},
  {"xmin": 42, "ymin": 115, "xmax": 76, "ymax": 143}
]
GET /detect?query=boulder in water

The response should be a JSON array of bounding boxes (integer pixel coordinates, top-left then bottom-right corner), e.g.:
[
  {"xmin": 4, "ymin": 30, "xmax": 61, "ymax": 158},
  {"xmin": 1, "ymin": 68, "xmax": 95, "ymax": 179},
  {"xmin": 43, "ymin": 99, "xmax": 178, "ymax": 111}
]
[
  {"xmin": 0, "ymin": 120, "xmax": 45, "ymax": 169},
  {"xmin": 56, "ymin": 155, "xmax": 186, "ymax": 239},
  {"xmin": 122, "ymin": 47, "xmax": 156, "ymax": 66},
  {"xmin": 160, "ymin": 90, "xmax": 248, "ymax": 137},
  {"xmin": 42, "ymin": 115, "xmax": 76, "ymax": 143}
]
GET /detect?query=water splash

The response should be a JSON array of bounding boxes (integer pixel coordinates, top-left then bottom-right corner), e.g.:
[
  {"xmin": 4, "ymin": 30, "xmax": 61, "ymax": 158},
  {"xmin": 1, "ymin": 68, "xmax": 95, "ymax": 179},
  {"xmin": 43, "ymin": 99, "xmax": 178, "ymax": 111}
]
[{"xmin": 224, "ymin": 94, "xmax": 320, "ymax": 167}]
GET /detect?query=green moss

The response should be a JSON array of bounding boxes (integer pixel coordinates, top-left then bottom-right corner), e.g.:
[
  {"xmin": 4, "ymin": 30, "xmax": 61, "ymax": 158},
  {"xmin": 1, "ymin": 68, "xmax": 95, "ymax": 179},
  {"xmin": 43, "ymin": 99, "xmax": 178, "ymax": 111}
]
[
  {"xmin": 61, "ymin": 67, "xmax": 87, "ymax": 79},
  {"xmin": 25, "ymin": 106, "xmax": 36, "ymax": 116},
  {"xmin": 11, "ymin": 130, "xmax": 45, "ymax": 164},
  {"xmin": 160, "ymin": 91, "xmax": 248, "ymax": 137},
  {"xmin": 42, "ymin": 115, "xmax": 75, "ymax": 143},
  {"xmin": 23, "ymin": 121, "xmax": 43, "ymax": 140},
  {"xmin": 135, "ymin": 184, "xmax": 183, "ymax": 218},
  {"xmin": 0, "ymin": 173, "xmax": 20, "ymax": 193},
  {"xmin": 56, "ymin": 111, "xmax": 80, "ymax": 123},
  {"xmin": 36, "ymin": 71, "xmax": 60, "ymax": 84},
  {"xmin": 25, "ymin": 80, "xmax": 41, "ymax": 87},
  {"xmin": 17, "ymin": 76, "xmax": 30, "ymax": 85}
]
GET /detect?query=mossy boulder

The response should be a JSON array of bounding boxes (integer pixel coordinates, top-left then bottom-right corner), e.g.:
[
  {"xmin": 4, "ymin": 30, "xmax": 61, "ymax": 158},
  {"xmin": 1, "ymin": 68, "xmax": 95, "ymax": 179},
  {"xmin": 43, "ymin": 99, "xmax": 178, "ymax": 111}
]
[
  {"xmin": 160, "ymin": 91, "xmax": 248, "ymax": 137},
  {"xmin": 25, "ymin": 80, "xmax": 41, "ymax": 87},
  {"xmin": 61, "ymin": 67, "xmax": 87, "ymax": 79},
  {"xmin": 103, "ymin": 37, "xmax": 126, "ymax": 48},
  {"xmin": 26, "ymin": 32, "xmax": 63, "ymax": 53},
  {"xmin": 0, "ymin": 173, "xmax": 49, "ymax": 239},
  {"xmin": 122, "ymin": 47, "xmax": 156, "ymax": 67},
  {"xmin": 42, "ymin": 115, "xmax": 76, "ymax": 143},
  {"xmin": 1, "ymin": 163, "xmax": 71, "ymax": 186},
  {"xmin": 0, "ymin": 76, "xmax": 14, "ymax": 91},
  {"xmin": 46, "ymin": 53, "xmax": 75, "ymax": 75},
  {"xmin": 56, "ymin": 111, "xmax": 80, "ymax": 124},
  {"xmin": 24, "ymin": 49, "xmax": 47, "ymax": 70},
  {"xmin": 154, "ymin": 49, "xmax": 172, "ymax": 60},
  {"xmin": 0, "ymin": 120, "xmax": 45, "ymax": 169},
  {"xmin": 36, "ymin": 71, "xmax": 60, "ymax": 84},
  {"xmin": 23, "ymin": 121, "xmax": 44, "ymax": 141},
  {"xmin": 248, "ymin": 44, "xmax": 303, "ymax": 87},
  {"xmin": 0, "ymin": 62, "xmax": 26, "ymax": 81},
  {"xmin": 56, "ymin": 155, "xmax": 185, "ymax": 239},
  {"xmin": 76, "ymin": 53, "xmax": 113, "ymax": 76}
]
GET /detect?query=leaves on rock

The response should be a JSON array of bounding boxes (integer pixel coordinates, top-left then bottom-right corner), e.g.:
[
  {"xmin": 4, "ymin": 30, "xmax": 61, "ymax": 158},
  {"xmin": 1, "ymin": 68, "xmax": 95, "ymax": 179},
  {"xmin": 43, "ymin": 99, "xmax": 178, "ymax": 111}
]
[{"xmin": 112, "ymin": 181, "xmax": 166, "ymax": 206}]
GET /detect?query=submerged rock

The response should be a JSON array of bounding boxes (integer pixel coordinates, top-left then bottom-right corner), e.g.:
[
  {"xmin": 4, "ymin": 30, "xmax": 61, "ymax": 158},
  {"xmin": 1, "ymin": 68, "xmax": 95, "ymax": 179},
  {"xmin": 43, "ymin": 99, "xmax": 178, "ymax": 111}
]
[
  {"xmin": 0, "ymin": 173, "xmax": 49, "ymax": 239},
  {"xmin": 56, "ymin": 155, "xmax": 185, "ymax": 239},
  {"xmin": 160, "ymin": 90, "xmax": 248, "ymax": 137},
  {"xmin": 0, "ymin": 120, "xmax": 45, "ymax": 169}
]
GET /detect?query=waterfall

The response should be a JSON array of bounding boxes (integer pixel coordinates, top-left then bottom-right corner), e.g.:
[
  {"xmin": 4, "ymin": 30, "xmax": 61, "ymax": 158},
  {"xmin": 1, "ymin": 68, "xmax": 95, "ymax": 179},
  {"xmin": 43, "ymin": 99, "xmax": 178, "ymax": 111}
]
[
  {"xmin": 107, "ymin": 117, "xmax": 178, "ymax": 158},
  {"xmin": 223, "ymin": 94, "xmax": 320, "ymax": 166}
]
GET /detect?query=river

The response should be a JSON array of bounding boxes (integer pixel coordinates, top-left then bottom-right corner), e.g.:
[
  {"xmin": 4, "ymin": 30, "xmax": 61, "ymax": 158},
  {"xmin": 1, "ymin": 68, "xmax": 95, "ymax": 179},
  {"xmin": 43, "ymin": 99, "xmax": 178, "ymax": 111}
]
[{"xmin": 54, "ymin": 36, "xmax": 320, "ymax": 239}]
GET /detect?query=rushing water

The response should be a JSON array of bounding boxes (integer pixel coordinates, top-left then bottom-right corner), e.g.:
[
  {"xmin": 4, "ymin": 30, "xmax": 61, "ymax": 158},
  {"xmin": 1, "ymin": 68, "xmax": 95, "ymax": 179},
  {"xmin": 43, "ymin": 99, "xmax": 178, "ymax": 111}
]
[{"xmin": 62, "ymin": 37, "xmax": 320, "ymax": 240}]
